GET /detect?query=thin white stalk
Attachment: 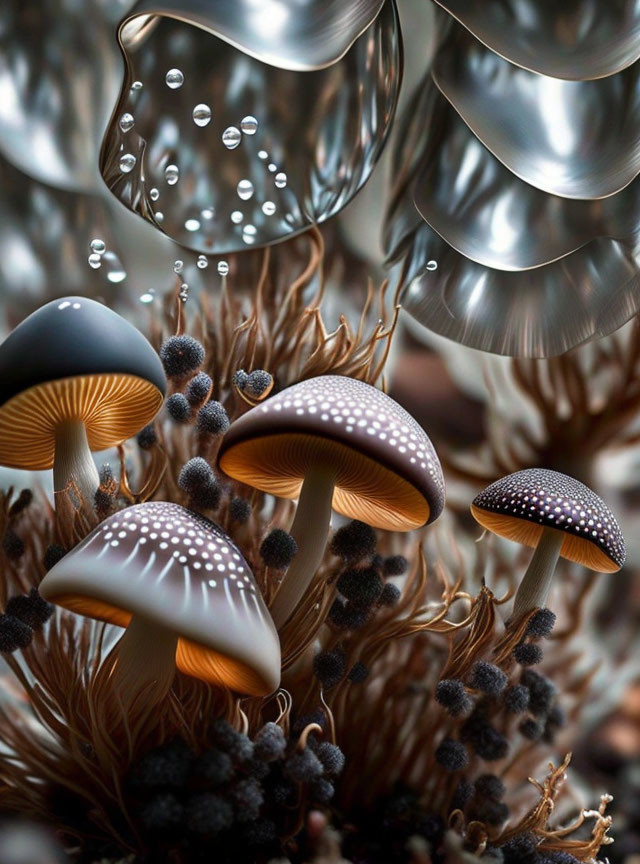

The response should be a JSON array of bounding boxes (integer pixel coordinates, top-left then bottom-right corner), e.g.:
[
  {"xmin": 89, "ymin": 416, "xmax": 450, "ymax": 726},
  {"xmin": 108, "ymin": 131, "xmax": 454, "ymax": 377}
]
[
  {"xmin": 53, "ymin": 420, "xmax": 100, "ymax": 516},
  {"xmin": 108, "ymin": 614, "xmax": 178, "ymax": 711},
  {"xmin": 269, "ymin": 465, "xmax": 337, "ymax": 629},
  {"xmin": 512, "ymin": 527, "xmax": 564, "ymax": 619}
]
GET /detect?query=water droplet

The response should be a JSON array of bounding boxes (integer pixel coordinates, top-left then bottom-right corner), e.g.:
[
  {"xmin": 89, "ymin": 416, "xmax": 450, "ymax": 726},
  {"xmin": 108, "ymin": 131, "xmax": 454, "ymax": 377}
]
[
  {"xmin": 165, "ymin": 164, "xmax": 179, "ymax": 185},
  {"xmin": 149, "ymin": 187, "xmax": 160, "ymax": 201},
  {"xmin": 119, "ymin": 112, "xmax": 134, "ymax": 133},
  {"xmin": 155, "ymin": 212, "xmax": 164, "ymax": 223},
  {"xmin": 222, "ymin": 126, "xmax": 241, "ymax": 150},
  {"xmin": 130, "ymin": 80, "xmax": 143, "ymax": 91},
  {"xmin": 201, "ymin": 207, "xmax": 215, "ymax": 220},
  {"xmin": 197, "ymin": 255, "xmax": 208, "ymax": 269},
  {"xmin": 268, "ymin": 163, "xmax": 277, "ymax": 173},
  {"xmin": 103, "ymin": 251, "xmax": 127, "ymax": 283},
  {"xmin": 165, "ymin": 68, "xmax": 184, "ymax": 89},
  {"xmin": 230, "ymin": 210, "xmax": 244, "ymax": 224},
  {"xmin": 185, "ymin": 218, "xmax": 200, "ymax": 232},
  {"xmin": 192, "ymin": 103, "xmax": 212, "ymax": 127},
  {"xmin": 88, "ymin": 253, "xmax": 102, "ymax": 270},
  {"xmin": 174, "ymin": 260, "xmax": 184, "ymax": 274},
  {"xmin": 140, "ymin": 291, "xmax": 155, "ymax": 304},
  {"xmin": 119, "ymin": 153, "xmax": 136, "ymax": 173},
  {"xmin": 217, "ymin": 261, "xmax": 229, "ymax": 276},
  {"xmin": 240, "ymin": 115, "xmax": 258, "ymax": 135},
  {"xmin": 242, "ymin": 224, "xmax": 257, "ymax": 245},
  {"xmin": 274, "ymin": 172, "xmax": 287, "ymax": 188},
  {"xmin": 237, "ymin": 179, "xmax": 254, "ymax": 201},
  {"xmin": 262, "ymin": 201, "xmax": 276, "ymax": 216},
  {"xmin": 90, "ymin": 238, "xmax": 106, "ymax": 255},
  {"xmin": 426, "ymin": 260, "xmax": 438, "ymax": 271},
  {"xmin": 258, "ymin": 150, "xmax": 268, "ymax": 160}
]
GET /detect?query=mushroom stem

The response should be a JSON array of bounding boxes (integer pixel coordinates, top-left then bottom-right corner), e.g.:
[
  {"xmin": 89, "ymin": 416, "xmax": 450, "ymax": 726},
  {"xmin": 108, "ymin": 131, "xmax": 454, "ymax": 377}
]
[
  {"xmin": 53, "ymin": 420, "xmax": 100, "ymax": 515},
  {"xmin": 108, "ymin": 613, "xmax": 178, "ymax": 711},
  {"xmin": 512, "ymin": 528, "xmax": 564, "ymax": 619},
  {"xmin": 269, "ymin": 464, "xmax": 337, "ymax": 629}
]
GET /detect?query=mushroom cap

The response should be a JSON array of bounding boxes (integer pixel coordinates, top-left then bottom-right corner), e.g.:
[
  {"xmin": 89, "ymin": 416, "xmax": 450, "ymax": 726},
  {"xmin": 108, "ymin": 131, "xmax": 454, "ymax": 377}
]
[
  {"xmin": 218, "ymin": 375, "xmax": 444, "ymax": 531},
  {"xmin": 471, "ymin": 468, "xmax": 626, "ymax": 573},
  {"xmin": 39, "ymin": 502, "xmax": 280, "ymax": 696},
  {"xmin": 0, "ymin": 297, "xmax": 166, "ymax": 470}
]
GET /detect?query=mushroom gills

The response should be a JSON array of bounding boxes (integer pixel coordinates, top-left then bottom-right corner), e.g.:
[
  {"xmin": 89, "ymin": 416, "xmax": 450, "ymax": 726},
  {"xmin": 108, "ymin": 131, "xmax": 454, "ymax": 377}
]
[{"xmin": 512, "ymin": 527, "xmax": 564, "ymax": 619}]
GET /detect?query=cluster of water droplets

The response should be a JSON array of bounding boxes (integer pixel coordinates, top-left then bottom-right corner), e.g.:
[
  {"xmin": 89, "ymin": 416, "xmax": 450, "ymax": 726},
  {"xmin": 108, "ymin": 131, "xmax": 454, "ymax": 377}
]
[{"xmin": 86, "ymin": 239, "xmax": 127, "ymax": 283}]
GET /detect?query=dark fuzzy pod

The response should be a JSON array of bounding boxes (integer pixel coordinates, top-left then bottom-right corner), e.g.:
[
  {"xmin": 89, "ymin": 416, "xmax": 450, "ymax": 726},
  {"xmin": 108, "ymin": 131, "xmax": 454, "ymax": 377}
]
[
  {"xmin": 329, "ymin": 520, "xmax": 377, "ymax": 562},
  {"xmin": 137, "ymin": 424, "xmax": 158, "ymax": 450},
  {"xmin": 6, "ymin": 589, "xmax": 54, "ymax": 629},
  {"xmin": 435, "ymin": 738, "xmax": 469, "ymax": 772},
  {"xmin": 0, "ymin": 614, "xmax": 33, "ymax": 652},
  {"xmin": 504, "ymin": 684, "xmax": 530, "ymax": 714},
  {"xmin": 2, "ymin": 529, "xmax": 24, "ymax": 560},
  {"xmin": 436, "ymin": 679, "xmax": 472, "ymax": 716},
  {"xmin": 245, "ymin": 370, "xmax": 273, "ymax": 398},
  {"xmin": 253, "ymin": 722, "xmax": 286, "ymax": 762},
  {"xmin": 526, "ymin": 608, "xmax": 556, "ymax": 638},
  {"xmin": 44, "ymin": 544, "xmax": 66, "ymax": 571},
  {"xmin": 166, "ymin": 393, "xmax": 192, "ymax": 423},
  {"xmin": 348, "ymin": 661, "xmax": 370, "ymax": 683},
  {"xmin": 185, "ymin": 372, "xmax": 213, "ymax": 405},
  {"xmin": 178, "ymin": 457, "xmax": 216, "ymax": 493},
  {"xmin": 337, "ymin": 566, "xmax": 384, "ymax": 608},
  {"xmin": 193, "ymin": 748, "xmax": 234, "ymax": 786},
  {"xmin": 259, "ymin": 528, "xmax": 298, "ymax": 569},
  {"xmin": 316, "ymin": 742, "xmax": 345, "ymax": 776},
  {"xmin": 501, "ymin": 834, "xmax": 539, "ymax": 864},
  {"xmin": 469, "ymin": 662, "xmax": 508, "ymax": 696},
  {"xmin": 196, "ymin": 401, "xmax": 230, "ymax": 436},
  {"xmin": 378, "ymin": 582, "xmax": 401, "ymax": 607},
  {"xmin": 130, "ymin": 739, "xmax": 193, "ymax": 791},
  {"xmin": 521, "ymin": 670, "xmax": 557, "ymax": 716},
  {"xmin": 231, "ymin": 778, "xmax": 264, "ymax": 821},
  {"xmin": 383, "ymin": 555, "xmax": 408, "ymax": 576},
  {"xmin": 228, "ymin": 497, "xmax": 251, "ymax": 524},
  {"xmin": 514, "ymin": 642, "xmax": 544, "ymax": 666},
  {"xmin": 160, "ymin": 335, "xmax": 205, "ymax": 378},
  {"xmin": 285, "ymin": 748, "xmax": 324, "ymax": 783},
  {"xmin": 474, "ymin": 774, "xmax": 505, "ymax": 800},
  {"xmin": 210, "ymin": 719, "xmax": 254, "ymax": 764},
  {"xmin": 313, "ymin": 649, "xmax": 347, "ymax": 688},
  {"xmin": 328, "ymin": 599, "xmax": 370, "ymax": 631},
  {"xmin": 185, "ymin": 793, "xmax": 233, "ymax": 836},
  {"xmin": 140, "ymin": 793, "xmax": 184, "ymax": 833}
]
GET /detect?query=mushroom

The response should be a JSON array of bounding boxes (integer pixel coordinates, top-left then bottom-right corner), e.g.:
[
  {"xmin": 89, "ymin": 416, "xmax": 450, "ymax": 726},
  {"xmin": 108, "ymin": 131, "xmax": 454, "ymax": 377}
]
[
  {"xmin": 39, "ymin": 501, "xmax": 280, "ymax": 706},
  {"xmin": 219, "ymin": 375, "xmax": 444, "ymax": 627},
  {"xmin": 0, "ymin": 297, "xmax": 166, "ymax": 517},
  {"xmin": 470, "ymin": 468, "xmax": 626, "ymax": 619}
]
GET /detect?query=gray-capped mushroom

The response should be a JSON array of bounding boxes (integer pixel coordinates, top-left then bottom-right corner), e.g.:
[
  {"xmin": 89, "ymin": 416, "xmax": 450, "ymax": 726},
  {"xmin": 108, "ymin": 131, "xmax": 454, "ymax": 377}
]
[
  {"xmin": 471, "ymin": 468, "xmax": 626, "ymax": 618},
  {"xmin": 219, "ymin": 375, "xmax": 444, "ymax": 628},
  {"xmin": 0, "ymin": 297, "xmax": 166, "ymax": 517},
  {"xmin": 39, "ymin": 502, "xmax": 281, "ymax": 704}
]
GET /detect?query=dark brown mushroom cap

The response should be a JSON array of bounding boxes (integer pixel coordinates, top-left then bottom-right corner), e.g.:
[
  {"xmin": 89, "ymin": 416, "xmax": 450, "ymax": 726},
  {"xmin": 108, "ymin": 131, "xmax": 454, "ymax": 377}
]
[
  {"xmin": 39, "ymin": 502, "xmax": 280, "ymax": 696},
  {"xmin": 219, "ymin": 375, "xmax": 444, "ymax": 531},
  {"xmin": 0, "ymin": 297, "xmax": 166, "ymax": 470},
  {"xmin": 471, "ymin": 468, "xmax": 626, "ymax": 573}
]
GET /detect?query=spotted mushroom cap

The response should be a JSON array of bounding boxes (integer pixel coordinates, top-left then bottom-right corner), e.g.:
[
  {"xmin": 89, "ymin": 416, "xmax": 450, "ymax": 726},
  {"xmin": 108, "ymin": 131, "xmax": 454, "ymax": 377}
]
[
  {"xmin": 0, "ymin": 296, "xmax": 166, "ymax": 470},
  {"xmin": 219, "ymin": 375, "xmax": 445, "ymax": 531},
  {"xmin": 39, "ymin": 502, "xmax": 280, "ymax": 696},
  {"xmin": 471, "ymin": 468, "xmax": 626, "ymax": 573}
]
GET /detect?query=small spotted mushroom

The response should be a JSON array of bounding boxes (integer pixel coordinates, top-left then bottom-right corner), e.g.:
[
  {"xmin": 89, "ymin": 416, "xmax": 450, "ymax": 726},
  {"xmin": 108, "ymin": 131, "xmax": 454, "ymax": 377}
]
[
  {"xmin": 471, "ymin": 468, "xmax": 626, "ymax": 619},
  {"xmin": 39, "ymin": 502, "xmax": 280, "ymax": 705},
  {"xmin": 219, "ymin": 375, "xmax": 444, "ymax": 627}
]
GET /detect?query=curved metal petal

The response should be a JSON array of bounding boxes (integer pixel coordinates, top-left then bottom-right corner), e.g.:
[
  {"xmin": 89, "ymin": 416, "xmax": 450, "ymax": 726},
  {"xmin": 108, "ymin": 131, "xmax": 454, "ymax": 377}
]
[
  {"xmin": 100, "ymin": 2, "xmax": 400, "ymax": 254},
  {"xmin": 0, "ymin": 0, "xmax": 135, "ymax": 193},
  {"xmin": 120, "ymin": 0, "xmax": 386, "ymax": 72},
  {"xmin": 413, "ymin": 90, "xmax": 640, "ymax": 271},
  {"xmin": 399, "ymin": 222, "xmax": 640, "ymax": 358},
  {"xmin": 433, "ymin": 0, "xmax": 640, "ymax": 80},
  {"xmin": 432, "ymin": 26, "xmax": 640, "ymax": 199}
]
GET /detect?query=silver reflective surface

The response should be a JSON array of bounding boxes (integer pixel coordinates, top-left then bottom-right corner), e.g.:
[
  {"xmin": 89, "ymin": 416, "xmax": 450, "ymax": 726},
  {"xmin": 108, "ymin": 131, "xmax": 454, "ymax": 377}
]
[
  {"xmin": 120, "ymin": 0, "xmax": 385, "ymax": 71},
  {"xmin": 413, "ymin": 88, "xmax": 640, "ymax": 271},
  {"xmin": 433, "ymin": 0, "xmax": 640, "ymax": 80},
  {"xmin": 399, "ymin": 222, "xmax": 640, "ymax": 358},
  {"xmin": 0, "ymin": 0, "xmax": 135, "ymax": 192},
  {"xmin": 101, "ymin": 2, "xmax": 400, "ymax": 254},
  {"xmin": 433, "ymin": 26, "xmax": 640, "ymax": 199}
]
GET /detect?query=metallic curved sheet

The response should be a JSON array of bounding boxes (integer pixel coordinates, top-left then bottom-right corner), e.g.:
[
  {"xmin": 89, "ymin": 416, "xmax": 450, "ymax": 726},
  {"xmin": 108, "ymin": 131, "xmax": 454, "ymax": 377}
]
[
  {"xmin": 120, "ymin": 0, "xmax": 386, "ymax": 72},
  {"xmin": 413, "ymin": 91, "xmax": 640, "ymax": 271},
  {"xmin": 433, "ymin": 0, "xmax": 640, "ymax": 81},
  {"xmin": 400, "ymin": 222, "xmax": 640, "ymax": 358},
  {"xmin": 432, "ymin": 27, "xmax": 640, "ymax": 199},
  {"xmin": 0, "ymin": 1, "xmax": 134, "ymax": 193},
  {"xmin": 101, "ymin": 3, "xmax": 400, "ymax": 254}
]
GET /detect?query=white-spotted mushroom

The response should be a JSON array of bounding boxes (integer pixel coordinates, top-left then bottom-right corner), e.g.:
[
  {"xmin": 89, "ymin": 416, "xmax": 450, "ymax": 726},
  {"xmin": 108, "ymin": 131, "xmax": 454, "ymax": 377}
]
[
  {"xmin": 219, "ymin": 375, "xmax": 445, "ymax": 628},
  {"xmin": 0, "ymin": 297, "xmax": 166, "ymax": 517},
  {"xmin": 471, "ymin": 468, "xmax": 626, "ymax": 619},
  {"xmin": 39, "ymin": 502, "xmax": 281, "ymax": 706}
]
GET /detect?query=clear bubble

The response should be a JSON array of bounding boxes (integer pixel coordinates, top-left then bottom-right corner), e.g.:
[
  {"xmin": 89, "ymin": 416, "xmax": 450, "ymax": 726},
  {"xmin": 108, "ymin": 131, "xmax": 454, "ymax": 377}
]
[
  {"xmin": 237, "ymin": 179, "xmax": 254, "ymax": 201},
  {"xmin": 192, "ymin": 103, "xmax": 212, "ymax": 127},
  {"xmin": 217, "ymin": 261, "xmax": 229, "ymax": 276},
  {"xmin": 149, "ymin": 187, "xmax": 160, "ymax": 202},
  {"xmin": 274, "ymin": 172, "xmax": 287, "ymax": 188},
  {"xmin": 119, "ymin": 113, "xmax": 134, "ymax": 133},
  {"xmin": 262, "ymin": 201, "xmax": 276, "ymax": 216},
  {"xmin": 201, "ymin": 207, "xmax": 215, "ymax": 220},
  {"xmin": 165, "ymin": 68, "xmax": 184, "ymax": 89},
  {"xmin": 140, "ymin": 291, "xmax": 155, "ymax": 304},
  {"xmin": 222, "ymin": 126, "xmax": 241, "ymax": 150},
  {"xmin": 242, "ymin": 224, "xmax": 257, "ymax": 245},
  {"xmin": 130, "ymin": 80, "xmax": 143, "ymax": 91},
  {"xmin": 240, "ymin": 115, "xmax": 258, "ymax": 135},
  {"xmin": 426, "ymin": 260, "xmax": 438, "ymax": 271},
  {"xmin": 164, "ymin": 164, "xmax": 179, "ymax": 185},
  {"xmin": 268, "ymin": 163, "xmax": 277, "ymax": 173},
  {"xmin": 197, "ymin": 255, "xmax": 208, "ymax": 269},
  {"xmin": 88, "ymin": 253, "xmax": 102, "ymax": 270},
  {"xmin": 119, "ymin": 153, "xmax": 136, "ymax": 173},
  {"xmin": 90, "ymin": 238, "xmax": 106, "ymax": 255},
  {"xmin": 258, "ymin": 150, "xmax": 268, "ymax": 160},
  {"xmin": 230, "ymin": 210, "xmax": 244, "ymax": 224},
  {"xmin": 185, "ymin": 218, "xmax": 201, "ymax": 232},
  {"xmin": 174, "ymin": 260, "xmax": 184, "ymax": 274},
  {"xmin": 155, "ymin": 212, "xmax": 164, "ymax": 223},
  {"xmin": 103, "ymin": 251, "xmax": 127, "ymax": 283}
]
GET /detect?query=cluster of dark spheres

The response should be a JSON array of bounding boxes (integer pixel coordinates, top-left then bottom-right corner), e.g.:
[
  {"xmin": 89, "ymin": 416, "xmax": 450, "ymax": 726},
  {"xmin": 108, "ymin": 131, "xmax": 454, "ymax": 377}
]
[{"xmin": 70, "ymin": 719, "xmax": 345, "ymax": 864}]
